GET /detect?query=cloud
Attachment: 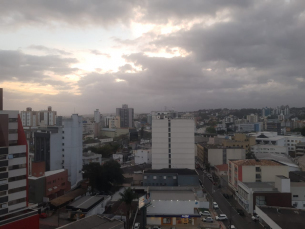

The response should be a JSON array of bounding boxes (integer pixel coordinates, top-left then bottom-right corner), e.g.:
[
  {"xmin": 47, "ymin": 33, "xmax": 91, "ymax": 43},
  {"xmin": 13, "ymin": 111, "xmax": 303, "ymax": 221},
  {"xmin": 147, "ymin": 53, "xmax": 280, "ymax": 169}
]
[
  {"xmin": 28, "ymin": 45, "xmax": 71, "ymax": 55},
  {"xmin": 89, "ymin": 50, "xmax": 111, "ymax": 58}
]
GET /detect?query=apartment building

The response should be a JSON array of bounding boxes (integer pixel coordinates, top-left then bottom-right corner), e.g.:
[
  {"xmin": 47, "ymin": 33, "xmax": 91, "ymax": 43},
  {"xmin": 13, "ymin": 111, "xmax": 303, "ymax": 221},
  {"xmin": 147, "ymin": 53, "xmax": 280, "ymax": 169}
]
[
  {"xmin": 116, "ymin": 104, "xmax": 134, "ymax": 128},
  {"xmin": 94, "ymin": 109, "xmax": 101, "ymax": 123},
  {"xmin": 0, "ymin": 111, "xmax": 28, "ymax": 215},
  {"xmin": 20, "ymin": 106, "xmax": 57, "ymax": 127},
  {"xmin": 34, "ymin": 114, "xmax": 83, "ymax": 188},
  {"xmin": 222, "ymin": 133, "xmax": 256, "ymax": 154},
  {"xmin": 246, "ymin": 114, "xmax": 258, "ymax": 123},
  {"xmin": 134, "ymin": 149, "xmax": 152, "ymax": 165},
  {"xmin": 152, "ymin": 118, "xmax": 195, "ymax": 170},
  {"xmin": 197, "ymin": 143, "xmax": 245, "ymax": 166},
  {"xmin": 228, "ymin": 159, "xmax": 289, "ymax": 190}
]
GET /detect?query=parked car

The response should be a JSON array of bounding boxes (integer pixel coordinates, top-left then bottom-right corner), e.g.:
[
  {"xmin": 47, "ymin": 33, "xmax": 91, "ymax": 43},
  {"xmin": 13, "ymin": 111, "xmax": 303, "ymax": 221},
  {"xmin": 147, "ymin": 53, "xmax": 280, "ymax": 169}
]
[
  {"xmin": 223, "ymin": 193, "xmax": 229, "ymax": 199},
  {"xmin": 199, "ymin": 210, "xmax": 211, "ymax": 216},
  {"xmin": 152, "ymin": 226, "xmax": 161, "ymax": 229},
  {"xmin": 203, "ymin": 217, "xmax": 214, "ymax": 223},
  {"xmin": 236, "ymin": 208, "xmax": 245, "ymax": 216},
  {"xmin": 213, "ymin": 202, "xmax": 219, "ymax": 209},
  {"xmin": 134, "ymin": 223, "xmax": 140, "ymax": 229},
  {"xmin": 216, "ymin": 214, "xmax": 228, "ymax": 221}
]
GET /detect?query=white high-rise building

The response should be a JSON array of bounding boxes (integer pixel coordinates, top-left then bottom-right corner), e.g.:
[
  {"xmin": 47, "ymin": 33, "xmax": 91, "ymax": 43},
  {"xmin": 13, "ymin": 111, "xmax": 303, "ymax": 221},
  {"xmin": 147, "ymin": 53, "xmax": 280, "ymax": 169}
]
[
  {"xmin": 94, "ymin": 109, "xmax": 101, "ymax": 123},
  {"xmin": 152, "ymin": 118, "xmax": 195, "ymax": 169},
  {"xmin": 34, "ymin": 114, "xmax": 83, "ymax": 188},
  {"xmin": 116, "ymin": 104, "xmax": 134, "ymax": 128},
  {"xmin": 246, "ymin": 114, "xmax": 258, "ymax": 123},
  {"xmin": 20, "ymin": 106, "xmax": 57, "ymax": 127}
]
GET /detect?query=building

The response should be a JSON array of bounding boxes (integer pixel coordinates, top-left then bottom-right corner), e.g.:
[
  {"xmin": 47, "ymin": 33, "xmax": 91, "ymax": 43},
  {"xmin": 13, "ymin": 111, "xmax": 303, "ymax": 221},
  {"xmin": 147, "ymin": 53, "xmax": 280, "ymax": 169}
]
[
  {"xmin": 289, "ymin": 171, "xmax": 305, "ymax": 209},
  {"xmin": 255, "ymin": 206, "xmax": 305, "ymax": 229},
  {"xmin": 101, "ymin": 128, "xmax": 129, "ymax": 138},
  {"xmin": 151, "ymin": 110, "xmax": 178, "ymax": 120},
  {"xmin": 0, "ymin": 208, "xmax": 39, "ymax": 229},
  {"xmin": 134, "ymin": 149, "xmax": 152, "ymax": 165},
  {"xmin": 0, "ymin": 109, "xmax": 28, "ymax": 215},
  {"xmin": 236, "ymin": 176, "xmax": 292, "ymax": 213},
  {"xmin": 94, "ymin": 109, "xmax": 101, "ymax": 123},
  {"xmin": 20, "ymin": 106, "xmax": 57, "ymax": 127},
  {"xmin": 236, "ymin": 123, "xmax": 262, "ymax": 132},
  {"xmin": 28, "ymin": 164, "xmax": 71, "ymax": 203},
  {"xmin": 251, "ymin": 144, "xmax": 288, "ymax": 155},
  {"xmin": 246, "ymin": 114, "xmax": 258, "ymax": 123},
  {"xmin": 228, "ymin": 159, "xmax": 289, "ymax": 190},
  {"xmin": 109, "ymin": 116, "xmax": 120, "ymax": 129},
  {"xmin": 116, "ymin": 104, "xmax": 134, "ymax": 128},
  {"xmin": 222, "ymin": 133, "xmax": 256, "ymax": 154},
  {"xmin": 295, "ymin": 142, "xmax": 305, "ymax": 157},
  {"xmin": 83, "ymin": 152, "xmax": 102, "ymax": 165},
  {"xmin": 266, "ymin": 121, "xmax": 282, "ymax": 135},
  {"xmin": 146, "ymin": 187, "xmax": 208, "ymax": 226},
  {"xmin": 198, "ymin": 143, "xmax": 245, "ymax": 166},
  {"xmin": 143, "ymin": 169, "xmax": 199, "ymax": 186},
  {"xmin": 57, "ymin": 215, "xmax": 124, "ymax": 229},
  {"xmin": 152, "ymin": 118, "xmax": 195, "ymax": 170},
  {"xmin": 262, "ymin": 107, "xmax": 272, "ymax": 117},
  {"xmin": 214, "ymin": 164, "xmax": 228, "ymax": 176},
  {"xmin": 34, "ymin": 114, "xmax": 83, "ymax": 188}
]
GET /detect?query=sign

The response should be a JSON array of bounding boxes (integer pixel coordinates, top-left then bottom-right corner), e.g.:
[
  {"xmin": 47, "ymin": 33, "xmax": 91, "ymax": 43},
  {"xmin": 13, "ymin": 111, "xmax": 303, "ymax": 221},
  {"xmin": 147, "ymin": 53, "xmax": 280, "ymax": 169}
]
[
  {"xmin": 138, "ymin": 193, "xmax": 151, "ymax": 209},
  {"xmin": 181, "ymin": 215, "xmax": 190, "ymax": 218}
]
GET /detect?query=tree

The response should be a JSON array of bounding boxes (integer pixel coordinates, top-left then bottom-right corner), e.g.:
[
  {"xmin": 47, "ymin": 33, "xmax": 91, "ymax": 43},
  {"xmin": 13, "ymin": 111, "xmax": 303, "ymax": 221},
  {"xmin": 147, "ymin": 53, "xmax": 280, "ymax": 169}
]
[
  {"xmin": 82, "ymin": 161, "xmax": 124, "ymax": 194},
  {"xmin": 120, "ymin": 188, "xmax": 137, "ymax": 229},
  {"xmin": 206, "ymin": 126, "xmax": 216, "ymax": 134}
]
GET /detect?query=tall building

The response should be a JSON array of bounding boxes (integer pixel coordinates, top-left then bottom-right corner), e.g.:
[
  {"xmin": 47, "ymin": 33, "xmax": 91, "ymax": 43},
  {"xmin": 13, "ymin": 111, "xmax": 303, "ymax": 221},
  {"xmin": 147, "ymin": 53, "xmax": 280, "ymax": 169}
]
[
  {"xmin": 152, "ymin": 118, "xmax": 195, "ymax": 170},
  {"xmin": 246, "ymin": 114, "xmax": 258, "ymax": 123},
  {"xmin": 0, "ymin": 98, "xmax": 28, "ymax": 215},
  {"xmin": 20, "ymin": 106, "xmax": 57, "ymax": 127},
  {"xmin": 94, "ymin": 109, "xmax": 101, "ymax": 123},
  {"xmin": 34, "ymin": 114, "xmax": 83, "ymax": 188},
  {"xmin": 116, "ymin": 104, "xmax": 134, "ymax": 128}
]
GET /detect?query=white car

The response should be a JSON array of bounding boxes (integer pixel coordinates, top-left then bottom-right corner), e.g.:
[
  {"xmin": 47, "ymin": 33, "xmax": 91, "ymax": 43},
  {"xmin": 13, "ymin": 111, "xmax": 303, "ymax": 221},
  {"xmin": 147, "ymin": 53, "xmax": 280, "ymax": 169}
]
[
  {"xmin": 199, "ymin": 210, "xmax": 211, "ymax": 216},
  {"xmin": 203, "ymin": 217, "xmax": 214, "ymax": 223},
  {"xmin": 152, "ymin": 226, "xmax": 161, "ymax": 229},
  {"xmin": 230, "ymin": 225, "xmax": 236, "ymax": 229},
  {"xmin": 213, "ymin": 202, "xmax": 219, "ymax": 209},
  {"xmin": 134, "ymin": 223, "xmax": 140, "ymax": 229},
  {"xmin": 216, "ymin": 214, "xmax": 228, "ymax": 221}
]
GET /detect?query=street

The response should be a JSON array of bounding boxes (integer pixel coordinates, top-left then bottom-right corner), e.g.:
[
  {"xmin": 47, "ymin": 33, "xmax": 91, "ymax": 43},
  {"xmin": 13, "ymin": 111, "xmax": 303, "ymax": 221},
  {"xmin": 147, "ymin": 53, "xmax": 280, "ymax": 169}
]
[{"xmin": 197, "ymin": 169, "xmax": 263, "ymax": 229}]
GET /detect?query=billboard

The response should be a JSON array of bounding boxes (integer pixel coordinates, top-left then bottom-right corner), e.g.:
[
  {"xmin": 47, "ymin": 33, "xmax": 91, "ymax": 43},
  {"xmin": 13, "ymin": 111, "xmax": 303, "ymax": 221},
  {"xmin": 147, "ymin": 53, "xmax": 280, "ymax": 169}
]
[{"xmin": 138, "ymin": 193, "xmax": 151, "ymax": 209}]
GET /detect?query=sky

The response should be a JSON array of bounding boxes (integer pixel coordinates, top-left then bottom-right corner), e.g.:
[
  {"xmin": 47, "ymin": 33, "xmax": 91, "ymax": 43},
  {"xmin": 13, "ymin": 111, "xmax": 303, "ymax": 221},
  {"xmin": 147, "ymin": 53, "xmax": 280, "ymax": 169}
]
[{"xmin": 1, "ymin": 0, "xmax": 305, "ymax": 115}]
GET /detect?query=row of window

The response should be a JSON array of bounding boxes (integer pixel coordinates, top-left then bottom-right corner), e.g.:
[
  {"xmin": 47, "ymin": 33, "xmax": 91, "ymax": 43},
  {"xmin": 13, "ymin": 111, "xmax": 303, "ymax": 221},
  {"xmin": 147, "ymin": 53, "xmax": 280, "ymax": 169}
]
[
  {"xmin": 144, "ymin": 183, "xmax": 168, "ymax": 186},
  {"xmin": 8, "ymin": 164, "xmax": 26, "ymax": 171},
  {"xmin": 144, "ymin": 175, "xmax": 177, "ymax": 179},
  {"xmin": 8, "ymin": 197, "xmax": 26, "ymax": 206}
]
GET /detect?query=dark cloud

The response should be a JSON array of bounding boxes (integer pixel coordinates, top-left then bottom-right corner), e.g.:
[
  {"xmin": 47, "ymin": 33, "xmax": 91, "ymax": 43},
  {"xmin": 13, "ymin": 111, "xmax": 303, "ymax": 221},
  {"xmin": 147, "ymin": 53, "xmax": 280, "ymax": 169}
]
[
  {"xmin": 0, "ymin": 49, "xmax": 78, "ymax": 82},
  {"xmin": 28, "ymin": 45, "xmax": 71, "ymax": 55}
]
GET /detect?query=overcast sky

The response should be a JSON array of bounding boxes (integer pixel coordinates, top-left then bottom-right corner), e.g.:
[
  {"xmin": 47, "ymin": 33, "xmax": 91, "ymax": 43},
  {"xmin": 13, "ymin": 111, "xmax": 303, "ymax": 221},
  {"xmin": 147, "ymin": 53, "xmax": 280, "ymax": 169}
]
[{"xmin": 1, "ymin": 0, "xmax": 304, "ymax": 115}]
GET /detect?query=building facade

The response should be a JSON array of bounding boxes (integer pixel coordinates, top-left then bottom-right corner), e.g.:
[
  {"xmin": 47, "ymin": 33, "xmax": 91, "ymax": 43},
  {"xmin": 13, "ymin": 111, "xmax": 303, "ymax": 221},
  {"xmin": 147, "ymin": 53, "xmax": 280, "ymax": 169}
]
[
  {"xmin": 20, "ymin": 106, "xmax": 57, "ymax": 127},
  {"xmin": 152, "ymin": 118, "xmax": 195, "ymax": 170},
  {"xmin": 94, "ymin": 109, "xmax": 101, "ymax": 123},
  {"xmin": 228, "ymin": 159, "xmax": 289, "ymax": 190},
  {"xmin": 134, "ymin": 149, "xmax": 152, "ymax": 165},
  {"xmin": 116, "ymin": 104, "xmax": 134, "ymax": 128}
]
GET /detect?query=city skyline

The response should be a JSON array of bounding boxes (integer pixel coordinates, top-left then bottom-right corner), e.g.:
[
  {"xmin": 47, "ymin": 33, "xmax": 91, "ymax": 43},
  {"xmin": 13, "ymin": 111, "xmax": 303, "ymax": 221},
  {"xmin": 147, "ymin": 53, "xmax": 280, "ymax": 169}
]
[{"xmin": 1, "ymin": 0, "xmax": 305, "ymax": 115}]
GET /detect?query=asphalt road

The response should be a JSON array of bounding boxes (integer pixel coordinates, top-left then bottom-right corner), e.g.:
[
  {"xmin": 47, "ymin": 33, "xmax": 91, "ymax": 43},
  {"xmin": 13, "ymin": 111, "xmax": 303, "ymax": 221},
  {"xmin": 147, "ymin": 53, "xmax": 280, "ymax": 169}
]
[{"xmin": 197, "ymin": 169, "xmax": 263, "ymax": 229}]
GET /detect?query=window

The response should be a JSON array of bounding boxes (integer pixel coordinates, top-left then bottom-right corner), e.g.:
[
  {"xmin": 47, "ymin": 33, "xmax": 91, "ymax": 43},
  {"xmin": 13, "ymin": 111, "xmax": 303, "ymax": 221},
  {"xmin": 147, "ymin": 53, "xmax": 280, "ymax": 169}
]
[
  {"xmin": 293, "ymin": 195, "xmax": 299, "ymax": 197},
  {"xmin": 8, "ymin": 186, "xmax": 26, "ymax": 194},
  {"xmin": 8, "ymin": 197, "xmax": 26, "ymax": 206},
  {"xmin": 8, "ymin": 164, "xmax": 26, "ymax": 170},
  {"xmin": 8, "ymin": 175, "xmax": 26, "ymax": 182},
  {"xmin": 153, "ymin": 176, "xmax": 157, "ymax": 179},
  {"xmin": 256, "ymin": 167, "xmax": 261, "ymax": 172},
  {"xmin": 0, "ymin": 191, "xmax": 6, "ymax": 197},
  {"xmin": 169, "ymin": 144, "xmax": 171, "ymax": 148}
]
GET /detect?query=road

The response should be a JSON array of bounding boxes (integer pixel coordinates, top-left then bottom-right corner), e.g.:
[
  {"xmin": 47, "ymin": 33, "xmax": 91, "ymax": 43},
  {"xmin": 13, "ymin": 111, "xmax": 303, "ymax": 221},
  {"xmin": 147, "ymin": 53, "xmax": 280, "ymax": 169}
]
[{"xmin": 197, "ymin": 169, "xmax": 263, "ymax": 229}]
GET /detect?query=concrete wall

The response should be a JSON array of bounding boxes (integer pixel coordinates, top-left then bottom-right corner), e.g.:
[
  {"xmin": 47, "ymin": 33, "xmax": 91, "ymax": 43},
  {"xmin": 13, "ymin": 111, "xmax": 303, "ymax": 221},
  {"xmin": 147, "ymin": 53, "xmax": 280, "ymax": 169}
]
[
  {"xmin": 143, "ymin": 173, "xmax": 178, "ymax": 186},
  {"xmin": 178, "ymin": 175, "xmax": 199, "ymax": 186},
  {"xmin": 28, "ymin": 177, "xmax": 45, "ymax": 204},
  {"xmin": 291, "ymin": 184, "xmax": 305, "ymax": 209},
  {"xmin": 261, "ymin": 166, "xmax": 289, "ymax": 182}
]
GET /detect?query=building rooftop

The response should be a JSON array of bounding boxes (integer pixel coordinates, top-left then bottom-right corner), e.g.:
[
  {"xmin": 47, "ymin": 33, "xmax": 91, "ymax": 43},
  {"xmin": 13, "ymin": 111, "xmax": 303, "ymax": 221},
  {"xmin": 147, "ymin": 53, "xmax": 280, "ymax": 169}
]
[
  {"xmin": 58, "ymin": 215, "xmax": 124, "ymax": 229},
  {"xmin": 215, "ymin": 164, "xmax": 228, "ymax": 172},
  {"xmin": 254, "ymin": 153, "xmax": 298, "ymax": 168},
  {"xmin": 242, "ymin": 182, "xmax": 277, "ymax": 191},
  {"xmin": 198, "ymin": 143, "xmax": 243, "ymax": 149},
  {"xmin": 45, "ymin": 169, "xmax": 65, "ymax": 177},
  {"xmin": 257, "ymin": 206, "xmax": 305, "ymax": 229},
  {"xmin": 289, "ymin": 171, "xmax": 305, "ymax": 182},
  {"xmin": 144, "ymin": 168, "xmax": 197, "ymax": 175},
  {"xmin": 66, "ymin": 195, "xmax": 106, "ymax": 212},
  {"xmin": 151, "ymin": 190, "xmax": 196, "ymax": 201},
  {"xmin": 230, "ymin": 159, "xmax": 284, "ymax": 166}
]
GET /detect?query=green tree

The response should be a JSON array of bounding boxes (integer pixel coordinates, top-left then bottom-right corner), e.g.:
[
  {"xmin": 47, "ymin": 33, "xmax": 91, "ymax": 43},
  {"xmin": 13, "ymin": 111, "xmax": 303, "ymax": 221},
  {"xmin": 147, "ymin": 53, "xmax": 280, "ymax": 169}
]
[
  {"xmin": 120, "ymin": 188, "xmax": 137, "ymax": 229},
  {"xmin": 83, "ymin": 161, "xmax": 124, "ymax": 194},
  {"xmin": 206, "ymin": 126, "xmax": 216, "ymax": 134}
]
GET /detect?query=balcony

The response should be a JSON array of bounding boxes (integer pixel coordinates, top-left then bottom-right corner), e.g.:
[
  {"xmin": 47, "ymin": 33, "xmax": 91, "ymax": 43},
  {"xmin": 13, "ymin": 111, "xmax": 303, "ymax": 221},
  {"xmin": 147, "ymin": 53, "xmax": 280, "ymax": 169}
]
[
  {"xmin": 0, "ymin": 160, "xmax": 8, "ymax": 167},
  {"xmin": 0, "ymin": 196, "xmax": 8, "ymax": 204},
  {"xmin": 0, "ymin": 172, "xmax": 8, "ymax": 180},
  {"xmin": 0, "ymin": 184, "xmax": 8, "ymax": 192}
]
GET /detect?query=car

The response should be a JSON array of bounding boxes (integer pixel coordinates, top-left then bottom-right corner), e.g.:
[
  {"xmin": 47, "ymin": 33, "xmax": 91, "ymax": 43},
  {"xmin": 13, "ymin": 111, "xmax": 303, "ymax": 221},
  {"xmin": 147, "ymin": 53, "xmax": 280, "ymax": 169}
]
[
  {"xmin": 203, "ymin": 217, "xmax": 214, "ymax": 223},
  {"xmin": 203, "ymin": 170, "xmax": 207, "ymax": 173},
  {"xmin": 236, "ymin": 208, "xmax": 245, "ymax": 216},
  {"xmin": 152, "ymin": 226, "xmax": 161, "ymax": 229},
  {"xmin": 230, "ymin": 225, "xmax": 236, "ymax": 229},
  {"xmin": 223, "ymin": 193, "xmax": 229, "ymax": 199},
  {"xmin": 213, "ymin": 202, "xmax": 219, "ymax": 209},
  {"xmin": 134, "ymin": 223, "xmax": 140, "ymax": 229},
  {"xmin": 216, "ymin": 214, "xmax": 228, "ymax": 221},
  {"xmin": 252, "ymin": 214, "xmax": 259, "ymax": 222},
  {"xmin": 199, "ymin": 210, "xmax": 211, "ymax": 216}
]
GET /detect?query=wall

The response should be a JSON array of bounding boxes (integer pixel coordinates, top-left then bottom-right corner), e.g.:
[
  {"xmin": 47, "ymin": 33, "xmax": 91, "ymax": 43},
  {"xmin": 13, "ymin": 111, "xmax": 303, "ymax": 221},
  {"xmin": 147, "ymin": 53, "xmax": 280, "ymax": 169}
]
[
  {"xmin": 261, "ymin": 166, "xmax": 289, "ymax": 182},
  {"xmin": 241, "ymin": 166, "xmax": 256, "ymax": 182},
  {"xmin": 1, "ymin": 214, "xmax": 39, "ymax": 229},
  {"xmin": 252, "ymin": 192, "xmax": 292, "ymax": 210},
  {"xmin": 28, "ymin": 177, "xmax": 45, "ymax": 204},
  {"xmin": 178, "ymin": 175, "xmax": 199, "ymax": 186},
  {"xmin": 134, "ymin": 149, "xmax": 152, "ymax": 164},
  {"xmin": 143, "ymin": 173, "xmax": 178, "ymax": 186},
  {"xmin": 291, "ymin": 184, "xmax": 305, "ymax": 209},
  {"xmin": 50, "ymin": 129, "xmax": 63, "ymax": 171},
  {"xmin": 147, "ymin": 217, "xmax": 161, "ymax": 225},
  {"xmin": 255, "ymin": 206, "xmax": 281, "ymax": 229},
  {"xmin": 32, "ymin": 161, "xmax": 45, "ymax": 177}
]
